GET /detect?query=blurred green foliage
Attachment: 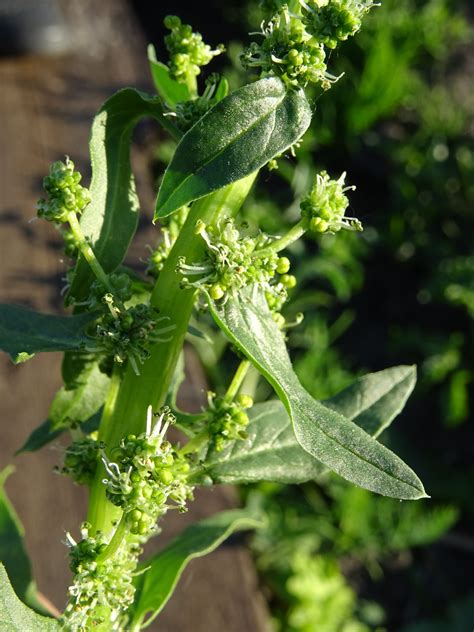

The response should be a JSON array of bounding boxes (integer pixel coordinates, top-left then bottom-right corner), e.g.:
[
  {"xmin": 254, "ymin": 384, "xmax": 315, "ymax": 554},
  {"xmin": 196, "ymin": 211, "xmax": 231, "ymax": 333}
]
[{"xmin": 149, "ymin": 0, "xmax": 473, "ymax": 627}]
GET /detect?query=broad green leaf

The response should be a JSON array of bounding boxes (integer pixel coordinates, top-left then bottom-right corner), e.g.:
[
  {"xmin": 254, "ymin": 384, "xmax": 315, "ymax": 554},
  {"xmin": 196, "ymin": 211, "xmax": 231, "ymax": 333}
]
[
  {"xmin": 0, "ymin": 468, "xmax": 38, "ymax": 610},
  {"xmin": 130, "ymin": 510, "xmax": 262, "ymax": 628},
  {"xmin": 0, "ymin": 305, "xmax": 97, "ymax": 362},
  {"xmin": 155, "ymin": 77, "xmax": 312, "ymax": 219},
  {"xmin": 68, "ymin": 88, "xmax": 182, "ymax": 302},
  {"xmin": 323, "ymin": 365, "xmax": 417, "ymax": 438},
  {"xmin": 147, "ymin": 44, "xmax": 191, "ymax": 106},
  {"xmin": 0, "ymin": 469, "xmax": 55, "ymax": 617},
  {"xmin": 207, "ymin": 286, "xmax": 427, "ymax": 499},
  {"xmin": 0, "ymin": 564, "xmax": 59, "ymax": 631},
  {"xmin": 17, "ymin": 411, "xmax": 101, "ymax": 455},
  {"xmin": 203, "ymin": 366, "xmax": 417, "ymax": 484},
  {"xmin": 203, "ymin": 400, "xmax": 324, "ymax": 484},
  {"xmin": 49, "ymin": 357, "xmax": 109, "ymax": 430}
]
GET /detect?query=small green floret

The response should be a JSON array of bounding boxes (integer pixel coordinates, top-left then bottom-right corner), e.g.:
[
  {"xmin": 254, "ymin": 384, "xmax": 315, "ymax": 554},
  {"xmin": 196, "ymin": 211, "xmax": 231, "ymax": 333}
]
[
  {"xmin": 178, "ymin": 218, "xmax": 296, "ymax": 320},
  {"xmin": 37, "ymin": 157, "xmax": 90, "ymax": 223},
  {"xmin": 102, "ymin": 407, "xmax": 194, "ymax": 536},
  {"xmin": 241, "ymin": 6, "xmax": 332, "ymax": 89},
  {"xmin": 206, "ymin": 392, "xmax": 253, "ymax": 452},
  {"xmin": 64, "ymin": 523, "xmax": 140, "ymax": 631},
  {"xmin": 301, "ymin": 0, "xmax": 378, "ymax": 50},
  {"xmin": 300, "ymin": 170, "xmax": 362, "ymax": 233},
  {"xmin": 58, "ymin": 435, "xmax": 102, "ymax": 486},
  {"xmin": 164, "ymin": 15, "xmax": 224, "ymax": 85}
]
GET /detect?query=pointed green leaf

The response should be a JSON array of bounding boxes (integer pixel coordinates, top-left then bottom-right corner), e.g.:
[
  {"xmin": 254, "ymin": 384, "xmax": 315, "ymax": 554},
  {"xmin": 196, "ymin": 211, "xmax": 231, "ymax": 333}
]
[
  {"xmin": 130, "ymin": 510, "xmax": 262, "ymax": 628},
  {"xmin": 323, "ymin": 365, "xmax": 417, "ymax": 438},
  {"xmin": 215, "ymin": 77, "xmax": 229, "ymax": 102},
  {"xmin": 0, "ymin": 564, "xmax": 59, "ymax": 631},
  {"xmin": 15, "ymin": 421, "xmax": 62, "ymax": 455},
  {"xmin": 203, "ymin": 366, "xmax": 418, "ymax": 484},
  {"xmin": 0, "ymin": 305, "xmax": 97, "ymax": 362},
  {"xmin": 49, "ymin": 357, "xmax": 109, "ymax": 430},
  {"xmin": 203, "ymin": 400, "xmax": 324, "ymax": 484},
  {"xmin": 68, "ymin": 88, "xmax": 181, "ymax": 302},
  {"xmin": 207, "ymin": 286, "xmax": 427, "ymax": 499},
  {"xmin": 147, "ymin": 45, "xmax": 191, "ymax": 106},
  {"xmin": 17, "ymin": 411, "xmax": 101, "ymax": 455},
  {"xmin": 0, "ymin": 469, "xmax": 55, "ymax": 617},
  {"xmin": 155, "ymin": 77, "xmax": 312, "ymax": 219}
]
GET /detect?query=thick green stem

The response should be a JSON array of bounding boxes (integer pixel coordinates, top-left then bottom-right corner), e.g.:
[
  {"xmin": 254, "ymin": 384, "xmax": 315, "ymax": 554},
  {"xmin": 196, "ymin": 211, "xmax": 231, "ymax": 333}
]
[
  {"xmin": 87, "ymin": 173, "xmax": 257, "ymax": 535},
  {"xmin": 224, "ymin": 360, "xmax": 251, "ymax": 402},
  {"xmin": 87, "ymin": 369, "xmax": 122, "ymax": 529}
]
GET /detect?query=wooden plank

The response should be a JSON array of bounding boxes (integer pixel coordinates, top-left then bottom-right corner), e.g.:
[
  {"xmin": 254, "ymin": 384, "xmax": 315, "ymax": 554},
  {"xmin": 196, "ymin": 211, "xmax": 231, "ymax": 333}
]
[{"xmin": 0, "ymin": 1, "xmax": 270, "ymax": 628}]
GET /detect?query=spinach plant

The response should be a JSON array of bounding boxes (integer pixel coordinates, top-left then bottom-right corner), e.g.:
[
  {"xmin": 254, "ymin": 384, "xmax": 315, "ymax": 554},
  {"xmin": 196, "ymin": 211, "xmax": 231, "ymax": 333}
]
[{"xmin": 0, "ymin": 2, "xmax": 428, "ymax": 630}]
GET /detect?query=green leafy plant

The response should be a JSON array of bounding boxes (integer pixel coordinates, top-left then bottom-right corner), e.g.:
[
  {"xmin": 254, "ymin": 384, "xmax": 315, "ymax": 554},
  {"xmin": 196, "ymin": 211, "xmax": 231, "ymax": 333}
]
[{"xmin": 0, "ymin": 4, "xmax": 429, "ymax": 630}]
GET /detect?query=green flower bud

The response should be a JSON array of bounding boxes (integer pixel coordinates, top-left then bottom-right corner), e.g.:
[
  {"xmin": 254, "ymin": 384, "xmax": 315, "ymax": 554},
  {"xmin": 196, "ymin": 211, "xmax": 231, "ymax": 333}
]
[
  {"xmin": 164, "ymin": 15, "xmax": 224, "ymax": 85},
  {"xmin": 37, "ymin": 157, "xmax": 90, "ymax": 224},
  {"xmin": 276, "ymin": 256, "xmax": 291, "ymax": 274},
  {"xmin": 301, "ymin": 0, "xmax": 377, "ymax": 50},
  {"xmin": 281, "ymin": 274, "xmax": 297, "ymax": 289},
  {"xmin": 210, "ymin": 283, "xmax": 225, "ymax": 301},
  {"xmin": 301, "ymin": 170, "xmax": 362, "ymax": 233},
  {"xmin": 236, "ymin": 393, "xmax": 254, "ymax": 409}
]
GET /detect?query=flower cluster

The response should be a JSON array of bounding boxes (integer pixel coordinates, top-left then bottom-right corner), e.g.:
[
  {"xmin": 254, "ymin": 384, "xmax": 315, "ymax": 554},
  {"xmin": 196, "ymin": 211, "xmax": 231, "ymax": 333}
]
[
  {"xmin": 95, "ymin": 298, "xmax": 174, "ymax": 376},
  {"xmin": 300, "ymin": 170, "xmax": 362, "ymax": 233},
  {"xmin": 241, "ymin": 6, "xmax": 331, "ymax": 89},
  {"xmin": 102, "ymin": 407, "xmax": 194, "ymax": 536},
  {"xmin": 241, "ymin": 1, "xmax": 377, "ymax": 89},
  {"xmin": 178, "ymin": 219, "xmax": 296, "ymax": 307},
  {"xmin": 64, "ymin": 523, "xmax": 140, "ymax": 631},
  {"xmin": 147, "ymin": 206, "xmax": 189, "ymax": 278},
  {"xmin": 206, "ymin": 392, "xmax": 253, "ymax": 452},
  {"xmin": 301, "ymin": 0, "xmax": 377, "ymax": 50},
  {"xmin": 172, "ymin": 74, "xmax": 225, "ymax": 132},
  {"xmin": 87, "ymin": 273, "xmax": 133, "ymax": 311},
  {"xmin": 37, "ymin": 157, "xmax": 90, "ymax": 223},
  {"xmin": 164, "ymin": 15, "xmax": 224, "ymax": 86},
  {"xmin": 57, "ymin": 435, "xmax": 102, "ymax": 486}
]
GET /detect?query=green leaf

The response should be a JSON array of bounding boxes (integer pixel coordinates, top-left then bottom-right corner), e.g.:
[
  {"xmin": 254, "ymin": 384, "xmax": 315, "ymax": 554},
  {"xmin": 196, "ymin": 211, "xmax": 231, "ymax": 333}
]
[
  {"xmin": 147, "ymin": 44, "xmax": 191, "ymax": 106},
  {"xmin": 68, "ymin": 88, "xmax": 181, "ymax": 302},
  {"xmin": 15, "ymin": 421, "xmax": 62, "ymax": 455},
  {"xmin": 203, "ymin": 400, "xmax": 324, "ymax": 484},
  {"xmin": 0, "ymin": 305, "xmax": 97, "ymax": 362},
  {"xmin": 16, "ymin": 411, "xmax": 101, "ymax": 455},
  {"xmin": 130, "ymin": 510, "xmax": 262, "ymax": 628},
  {"xmin": 323, "ymin": 365, "xmax": 417, "ymax": 438},
  {"xmin": 215, "ymin": 77, "xmax": 229, "ymax": 102},
  {"xmin": 155, "ymin": 77, "xmax": 312, "ymax": 219},
  {"xmin": 207, "ymin": 286, "xmax": 427, "ymax": 499},
  {"xmin": 0, "ymin": 564, "xmax": 59, "ymax": 631},
  {"xmin": 0, "ymin": 469, "xmax": 54, "ymax": 617},
  {"xmin": 202, "ymin": 366, "xmax": 417, "ymax": 484},
  {"xmin": 49, "ymin": 357, "xmax": 109, "ymax": 430}
]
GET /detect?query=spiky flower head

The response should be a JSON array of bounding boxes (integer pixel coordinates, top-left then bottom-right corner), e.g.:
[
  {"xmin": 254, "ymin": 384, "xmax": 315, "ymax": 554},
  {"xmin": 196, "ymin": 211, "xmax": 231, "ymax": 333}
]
[
  {"xmin": 206, "ymin": 392, "xmax": 254, "ymax": 452},
  {"xmin": 37, "ymin": 157, "xmax": 90, "ymax": 223},
  {"xmin": 164, "ymin": 15, "xmax": 224, "ymax": 85},
  {"xmin": 57, "ymin": 435, "xmax": 102, "ymax": 486},
  {"xmin": 178, "ymin": 218, "xmax": 295, "ymax": 316},
  {"xmin": 64, "ymin": 523, "xmax": 140, "ymax": 631},
  {"xmin": 300, "ymin": 170, "xmax": 362, "ymax": 233},
  {"xmin": 241, "ymin": 6, "xmax": 335, "ymax": 89},
  {"xmin": 301, "ymin": 0, "xmax": 378, "ymax": 50},
  {"xmin": 102, "ymin": 406, "xmax": 193, "ymax": 536}
]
